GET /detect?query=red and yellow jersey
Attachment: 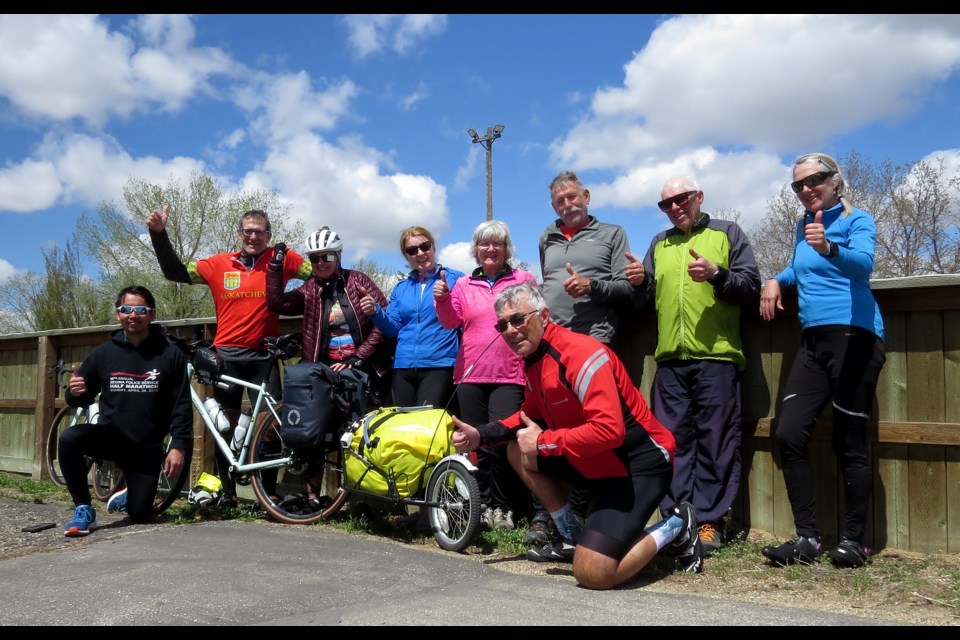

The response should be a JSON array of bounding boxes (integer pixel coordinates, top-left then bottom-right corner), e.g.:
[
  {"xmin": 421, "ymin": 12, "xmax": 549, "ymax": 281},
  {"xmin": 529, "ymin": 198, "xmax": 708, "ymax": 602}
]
[{"xmin": 187, "ymin": 248, "xmax": 310, "ymax": 349}]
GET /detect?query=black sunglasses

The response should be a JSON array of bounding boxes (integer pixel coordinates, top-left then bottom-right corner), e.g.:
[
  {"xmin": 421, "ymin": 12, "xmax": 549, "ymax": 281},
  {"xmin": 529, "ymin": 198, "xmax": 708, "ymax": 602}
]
[
  {"xmin": 657, "ymin": 190, "xmax": 698, "ymax": 213},
  {"xmin": 404, "ymin": 241, "xmax": 433, "ymax": 256},
  {"xmin": 117, "ymin": 305, "xmax": 153, "ymax": 315},
  {"xmin": 494, "ymin": 310, "xmax": 537, "ymax": 334},
  {"xmin": 308, "ymin": 253, "xmax": 338, "ymax": 263},
  {"xmin": 791, "ymin": 171, "xmax": 837, "ymax": 194}
]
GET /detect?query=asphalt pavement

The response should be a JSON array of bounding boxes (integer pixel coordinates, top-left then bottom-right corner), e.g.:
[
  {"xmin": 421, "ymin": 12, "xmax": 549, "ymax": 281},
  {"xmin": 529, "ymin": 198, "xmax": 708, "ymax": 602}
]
[{"xmin": 0, "ymin": 518, "xmax": 898, "ymax": 626}]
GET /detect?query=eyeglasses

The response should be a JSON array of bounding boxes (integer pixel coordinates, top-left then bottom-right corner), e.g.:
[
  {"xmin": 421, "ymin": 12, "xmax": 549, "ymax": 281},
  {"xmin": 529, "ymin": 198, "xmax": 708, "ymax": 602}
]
[
  {"xmin": 657, "ymin": 190, "xmax": 698, "ymax": 213},
  {"xmin": 308, "ymin": 253, "xmax": 338, "ymax": 263},
  {"xmin": 790, "ymin": 171, "xmax": 837, "ymax": 194},
  {"xmin": 478, "ymin": 241, "xmax": 505, "ymax": 249},
  {"xmin": 240, "ymin": 228, "xmax": 270, "ymax": 237},
  {"xmin": 117, "ymin": 305, "xmax": 153, "ymax": 315},
  {"xmin": 404, "ymin": 241, "xmax": 433, "ymax": 256},
  {"xmin": 494, "ymin": 310, "xmax": 537, "ymax": 334}
]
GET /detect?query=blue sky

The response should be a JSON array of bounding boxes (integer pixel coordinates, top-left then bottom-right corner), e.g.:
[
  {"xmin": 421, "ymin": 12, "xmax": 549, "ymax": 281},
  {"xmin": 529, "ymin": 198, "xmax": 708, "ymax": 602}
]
[{"xmin": 2, "ymin": 14, "xmax": 960, "ymax": 288}]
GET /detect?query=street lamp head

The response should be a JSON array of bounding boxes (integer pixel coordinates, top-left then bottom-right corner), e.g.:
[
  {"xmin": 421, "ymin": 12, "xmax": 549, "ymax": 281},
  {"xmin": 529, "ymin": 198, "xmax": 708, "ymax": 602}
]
[
  {"xmin": 493, "ymin": 124, "xmax": 505, "ymax": 134},
  {"xmin": 467, "ymin": 128, "xmax": 479, "ymax": 140}
]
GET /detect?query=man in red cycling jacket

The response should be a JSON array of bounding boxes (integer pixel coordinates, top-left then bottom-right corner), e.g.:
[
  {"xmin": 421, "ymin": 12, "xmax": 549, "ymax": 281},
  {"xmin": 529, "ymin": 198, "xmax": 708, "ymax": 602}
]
[{"xmin": 452, "ymin": 282, "xmax": 704, "ymax": 589}]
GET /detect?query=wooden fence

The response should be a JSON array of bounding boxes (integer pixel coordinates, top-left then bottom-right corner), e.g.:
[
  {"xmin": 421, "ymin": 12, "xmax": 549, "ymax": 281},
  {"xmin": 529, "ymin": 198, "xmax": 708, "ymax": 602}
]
[{"xmin": 2, "ymin": 274, "xmax": 959, "ymax": 553}]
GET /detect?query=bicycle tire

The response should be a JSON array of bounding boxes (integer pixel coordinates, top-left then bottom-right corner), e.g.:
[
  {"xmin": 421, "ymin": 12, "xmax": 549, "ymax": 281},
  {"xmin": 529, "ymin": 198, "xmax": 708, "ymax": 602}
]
[
  {"xmin": 46, "ymin": 405, "xmax": 93, "ymax": 487},
  {"xmin": 152, "ymin": 436, "xmax": 189, "ymax": 514},
  {"xmin": 248, "ymin": 406, "xmax": 348, "ymax": 524},
  {"xmin": 91, "ymin": 459, "xmax": 123, "ymax": 502},
  {"xmin": 426, "ymin": 458, "xmax": 481, "ymax": 552}
]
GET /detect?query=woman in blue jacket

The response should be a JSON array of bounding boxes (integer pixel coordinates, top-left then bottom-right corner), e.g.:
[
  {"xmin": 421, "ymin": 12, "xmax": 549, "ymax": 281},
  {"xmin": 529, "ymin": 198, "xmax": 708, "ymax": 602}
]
[
  {"xmin": 359, "ymin": 226, "xmax": 463, "ymax": 409},
  {"xmin": 759, "ymin": 152, "xmax": 886, "ymax": 570}
]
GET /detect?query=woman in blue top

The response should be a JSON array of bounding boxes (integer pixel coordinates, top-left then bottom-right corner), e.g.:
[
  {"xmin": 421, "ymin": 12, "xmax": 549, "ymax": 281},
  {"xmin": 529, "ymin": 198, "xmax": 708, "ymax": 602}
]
[
  {"xmin": 759, "ymin": 152, "xmax": 886, "ymax": 570},
  {"xmin": 359, "ymin": 226, "xmax": 464, "ymax": 408}
]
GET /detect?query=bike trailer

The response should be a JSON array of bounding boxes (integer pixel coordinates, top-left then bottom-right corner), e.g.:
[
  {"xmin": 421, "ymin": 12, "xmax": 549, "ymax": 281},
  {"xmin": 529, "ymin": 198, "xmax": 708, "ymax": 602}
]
[{"xmin": 343, "ymin": 406, "xmax": 455, "ymax": 499}]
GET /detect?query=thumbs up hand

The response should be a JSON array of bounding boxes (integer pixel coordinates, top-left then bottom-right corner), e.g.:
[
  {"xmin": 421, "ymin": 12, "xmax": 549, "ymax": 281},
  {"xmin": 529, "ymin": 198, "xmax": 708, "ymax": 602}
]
[
  {"xmin": 68, "ymin": 364, "xmax": 87, "ymax": 396},
  {"xmin": 146, "ymin": 203, "xmax": 170, "ymax": 232},
  {"xmin": 562, "ymin": 262, "xmax": 592, "ymax": 298},
  {"xmin": 804, "ymin": 210, "xmax": 830, "ymax": 255},
  {"xmin": 434, "ymin": 270, "xmax": 450, "ymax": 298},
  {"xmin": 358, "ymin": 286, "xmax": 377, "ymax": 316},
  {"xmin": 688, "ymin": 248, "xmax": 719, "ymax": 282},
  {"xmin": 625, "ymin": 251, "xmax": 645, "ymax": 286}
]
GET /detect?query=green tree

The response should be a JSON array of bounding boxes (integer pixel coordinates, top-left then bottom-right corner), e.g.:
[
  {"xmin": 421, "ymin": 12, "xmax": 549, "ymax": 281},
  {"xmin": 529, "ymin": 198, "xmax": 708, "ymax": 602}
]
[{"xmin": 77, "ymin": 171, "xmax": 306, "ymax": 322}]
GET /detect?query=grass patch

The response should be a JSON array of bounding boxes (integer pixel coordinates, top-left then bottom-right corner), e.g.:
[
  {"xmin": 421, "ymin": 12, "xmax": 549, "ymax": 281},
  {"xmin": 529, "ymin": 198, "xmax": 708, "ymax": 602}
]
[{"xmin": 0, "ymin": 472, "xmax": 71, "ymax": 503}]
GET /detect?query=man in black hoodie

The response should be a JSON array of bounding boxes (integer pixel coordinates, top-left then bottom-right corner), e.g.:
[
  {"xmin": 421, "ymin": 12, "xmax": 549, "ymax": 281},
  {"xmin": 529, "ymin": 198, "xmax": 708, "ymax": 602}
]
[{"xmin": 60, "ymin": 285, "xmax": 193, "ymax": 537}]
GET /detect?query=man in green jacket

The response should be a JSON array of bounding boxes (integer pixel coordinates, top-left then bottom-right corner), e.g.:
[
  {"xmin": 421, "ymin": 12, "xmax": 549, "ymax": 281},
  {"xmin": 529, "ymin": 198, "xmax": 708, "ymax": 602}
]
[{"xmin": 628, "ymin": 175, "xmax": 760, "ymax": 555}]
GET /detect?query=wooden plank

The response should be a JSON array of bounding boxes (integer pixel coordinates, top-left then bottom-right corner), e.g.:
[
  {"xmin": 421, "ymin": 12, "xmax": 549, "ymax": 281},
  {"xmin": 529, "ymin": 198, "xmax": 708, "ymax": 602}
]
[
  {"xmin": 35, "ymin": 337, "xmax": 54, "ymax": 480},
  {"xmin": 947, "ymin": 445, "xmax": 960, "ymax": 553},
  {"xmin": 874, "ymin": 442, "xmax": 910, "ymax": 551},
  {"xmin": 906, "ymin": 311, "xmax": 945, "ymax": 423},
  {"xmin": 750, "ymin": 419, "xmax": 960, "ymax": 446},
  {"xmin": 908, "ymin": 444, "xmax": 948, "ymax": 553},
  {"xmin": 944, "ymin": 310, "xmax": 960, "ymax": 424},
  {"xmin": 877, "ymin": 313, "xmax": 907, "ymax": 423}
]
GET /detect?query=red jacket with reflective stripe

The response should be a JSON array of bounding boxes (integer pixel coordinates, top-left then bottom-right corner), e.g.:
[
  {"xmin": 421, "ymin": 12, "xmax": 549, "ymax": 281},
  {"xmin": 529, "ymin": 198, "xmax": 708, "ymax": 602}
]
[{"xmin": 479, "ymin": 322, "xmax": 675, "ymax": 479}]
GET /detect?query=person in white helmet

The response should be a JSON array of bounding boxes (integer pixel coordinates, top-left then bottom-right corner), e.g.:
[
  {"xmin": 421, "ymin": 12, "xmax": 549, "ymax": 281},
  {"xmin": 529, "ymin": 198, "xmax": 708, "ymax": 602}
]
[{"xmin": 266, "ymin": 226, "xmax": 391, "ymax": 401}]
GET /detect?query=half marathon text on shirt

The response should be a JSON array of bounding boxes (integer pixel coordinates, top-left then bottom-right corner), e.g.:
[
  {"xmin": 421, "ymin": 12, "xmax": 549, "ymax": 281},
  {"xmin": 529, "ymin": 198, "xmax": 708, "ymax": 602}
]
[{"xmin": 108, "ymin": 369, "xmax": 161, "ymax": 392}]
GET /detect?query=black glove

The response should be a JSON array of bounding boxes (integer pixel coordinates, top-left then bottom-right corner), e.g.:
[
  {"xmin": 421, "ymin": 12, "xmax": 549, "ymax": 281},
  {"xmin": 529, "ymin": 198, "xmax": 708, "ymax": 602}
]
[
  {"xmin": 340, "ymin": 356, "xmax": 362, "ymax": 368},
  {"xmin": 271, "ymin": 243, "xmax": 287, "ymax": 265}
]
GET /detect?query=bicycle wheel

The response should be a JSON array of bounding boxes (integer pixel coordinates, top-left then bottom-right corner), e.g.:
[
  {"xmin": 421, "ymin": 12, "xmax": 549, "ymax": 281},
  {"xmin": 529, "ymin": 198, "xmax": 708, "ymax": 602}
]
[
  {"xmin": 248, "ymin": 407, "xmax": 348, "ymax": 524},
  {"xmin": 426, "ymin": 458, "xmax": 481, "ymax": 552},
  {"xmin": 46, "ymin": 405, "xmax": 92, "ymax": 487},
  {"xmin": 91, "ymin": 459, "xmax": 123, "ymax": 502},
  {"xmin": 153, "ymin": 436, "xmax": 189, "ymax": 514}
]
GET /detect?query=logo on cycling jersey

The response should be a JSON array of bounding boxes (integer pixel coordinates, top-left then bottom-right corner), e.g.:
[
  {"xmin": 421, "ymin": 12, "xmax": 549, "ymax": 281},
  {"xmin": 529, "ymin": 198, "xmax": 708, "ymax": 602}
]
[{"xmin": 223, "ymin": 271, "xmax": 241, "ymax": 291}]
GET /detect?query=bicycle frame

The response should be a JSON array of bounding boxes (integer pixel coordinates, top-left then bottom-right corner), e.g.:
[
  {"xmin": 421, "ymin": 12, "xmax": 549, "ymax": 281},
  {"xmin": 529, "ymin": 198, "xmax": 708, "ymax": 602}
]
[{"xmin": 187, "ymin": 363, "xmax": 291, "ymax": 477}]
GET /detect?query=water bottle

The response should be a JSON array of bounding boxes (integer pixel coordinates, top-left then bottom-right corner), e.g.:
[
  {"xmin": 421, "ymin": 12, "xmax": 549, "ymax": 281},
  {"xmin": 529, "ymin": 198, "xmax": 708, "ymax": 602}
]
[
  {"xmin": 204, "ymin": 397, "xmax": 230, "ymax": 433},
  {"xmin": 88, "ymin": 402, "xmax": 100, "ymax": 425},
  {"xmin": 232, "ymin": 409, "xmax": 252, "ymax": 453}
]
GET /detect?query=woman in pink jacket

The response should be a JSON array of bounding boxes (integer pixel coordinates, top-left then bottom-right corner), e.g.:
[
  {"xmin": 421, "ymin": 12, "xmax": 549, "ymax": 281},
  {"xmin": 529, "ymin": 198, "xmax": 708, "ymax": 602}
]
[{"xmin": 434, "ymin": 220, "xmax": 537, "ymax": 530}]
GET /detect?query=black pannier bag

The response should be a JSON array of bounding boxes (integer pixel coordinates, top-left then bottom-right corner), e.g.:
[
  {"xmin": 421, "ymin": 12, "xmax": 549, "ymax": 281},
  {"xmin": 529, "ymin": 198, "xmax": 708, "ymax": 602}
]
[{"xmin": 281, "ymin": 362, "xmax": 369, "ymax": 450}]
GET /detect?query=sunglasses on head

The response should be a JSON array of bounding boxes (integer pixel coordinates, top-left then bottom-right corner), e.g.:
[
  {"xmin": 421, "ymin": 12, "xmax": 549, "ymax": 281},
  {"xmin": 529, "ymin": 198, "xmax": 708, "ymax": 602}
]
[
  {"xmin": 404, "ymin": 240, "xmax": 433, "ymax": 256},
  {"xmin": 657, "ymin": 190, "xmax": 698, "ymax": 213},
  {"xmin": 791, "ymin": 171, "xmax": 837, "ymax": 194},
  {"xmin": 494, "ymin": 310, "xmax": 537, "ymax": 334},
  {"xmin": 308, "ymin": 253, "xmax": 338, "ymax": 263},
  {"xmin": 117, "ymin": 305, "xmax": 153, "ymax": 315},
  {"xmin": 240, "ymin": 228, "xmax": 270, "ymax": 237}
]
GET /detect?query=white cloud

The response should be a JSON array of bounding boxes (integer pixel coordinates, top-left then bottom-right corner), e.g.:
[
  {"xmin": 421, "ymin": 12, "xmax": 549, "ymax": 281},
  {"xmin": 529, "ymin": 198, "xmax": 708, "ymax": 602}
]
[
  {"xmin": 0, "ymin": 15, "xmax": 233, "ymax": 128},
  {"xmin": 341, "ymin": 14, "xmax": 447, "ymax": 59},
  {"xmin": 0, "ymin": 258, "xmax": 17, "ymax": 284},
  {"xmin": 0, "ymin": 160, "xmax": 63, "ymax": 211},
  {"xmin": 248, "ymin": 132, "xmax": 449, "ymax": 264},
  {"xmin": 399, "ymin": 82, "xmax": 430, "ymax": 112},
  {"xmin": 551, "ymin": 14, "xmax": 960, "ymax": 229},
  {"xmin": 437, "ymin": 241, "xmax": 474, "ymax": 275}
]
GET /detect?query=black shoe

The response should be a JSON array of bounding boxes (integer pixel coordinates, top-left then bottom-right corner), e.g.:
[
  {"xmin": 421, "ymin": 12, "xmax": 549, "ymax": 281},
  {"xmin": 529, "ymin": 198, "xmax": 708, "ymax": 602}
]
[
  {"xmin": 668, "ymin": 502, "xmax": 697, "ymax": 551},
  {"xmin": 827, "ymin": 539, "xmax": 869, "ymax": 568},
  {"xmin": 526, "ymin": 538, "xmax": 575, "ymax": 563},
  {"xmin": 523, "ymin": 510, "xmax": 557, "ymax": 546},
  {"xmin": 671, "ymin": 502, "xmax": 704, "ymax": 573},
  {"xmin": 762, "ymin": 535, "xmax": 823, "ymax": 567}
]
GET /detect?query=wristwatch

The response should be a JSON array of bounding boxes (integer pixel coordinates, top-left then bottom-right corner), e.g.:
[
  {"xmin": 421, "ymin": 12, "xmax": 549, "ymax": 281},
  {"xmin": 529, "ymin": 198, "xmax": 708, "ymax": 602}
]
[{"xmin": 826, "ymin": 241, "xmax": 839, "ymax": 258}]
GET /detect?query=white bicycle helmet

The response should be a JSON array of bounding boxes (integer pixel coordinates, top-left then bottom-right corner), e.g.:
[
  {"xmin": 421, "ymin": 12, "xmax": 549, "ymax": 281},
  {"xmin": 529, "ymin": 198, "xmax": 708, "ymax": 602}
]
[{"xmin": 304, "ymin": 226, "xmax": 343, "ymax": 254}]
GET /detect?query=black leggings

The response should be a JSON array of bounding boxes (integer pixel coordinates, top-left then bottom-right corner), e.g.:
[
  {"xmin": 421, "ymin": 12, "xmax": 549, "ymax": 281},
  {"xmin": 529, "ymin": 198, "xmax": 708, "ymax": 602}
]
[
  {"xmin": 390, "ymin": 367, "xmax": 455, "ymax": 410},
  {"xmin": 774, "ymin": 325, "xmax": 885, "ymax": 542},
  {"xmin": 59, "ymin": 422, "xmax": 164, "ymax": 524}
]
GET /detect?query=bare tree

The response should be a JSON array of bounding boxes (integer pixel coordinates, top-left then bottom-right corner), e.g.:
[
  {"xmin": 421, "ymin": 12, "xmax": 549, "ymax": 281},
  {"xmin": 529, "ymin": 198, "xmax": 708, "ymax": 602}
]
[{"xmin": 744, "ymin": 188, "xmax": 802, "ymax": 281}]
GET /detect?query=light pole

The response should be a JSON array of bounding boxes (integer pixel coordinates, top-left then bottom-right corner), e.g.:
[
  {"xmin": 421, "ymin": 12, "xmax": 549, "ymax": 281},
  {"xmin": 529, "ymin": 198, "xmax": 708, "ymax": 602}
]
[{"xmin": 467, "ymin": 124, "xmax": 505, "ymax": 220}]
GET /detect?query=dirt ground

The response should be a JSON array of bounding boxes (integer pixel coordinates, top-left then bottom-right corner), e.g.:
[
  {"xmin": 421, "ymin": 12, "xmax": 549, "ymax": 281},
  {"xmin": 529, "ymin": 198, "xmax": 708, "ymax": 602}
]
[{"xmin": 3, "ymin": 495, "xmax": 958, "ymax": 626}]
